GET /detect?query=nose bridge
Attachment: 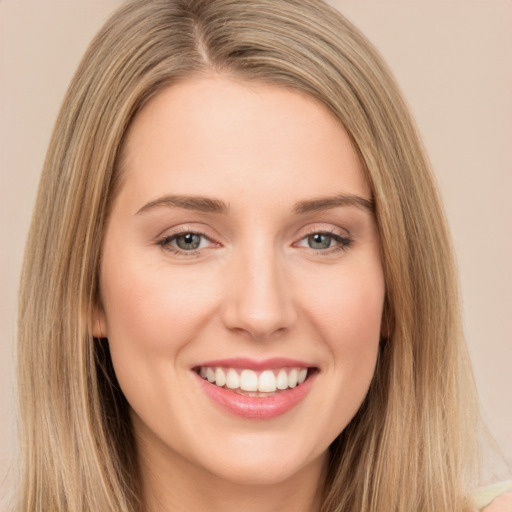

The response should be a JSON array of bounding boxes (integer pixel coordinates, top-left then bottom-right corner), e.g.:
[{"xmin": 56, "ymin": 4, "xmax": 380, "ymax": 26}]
[{"xmin": 222, "ymin": 237, "xmax": 296, "ymax": 339}]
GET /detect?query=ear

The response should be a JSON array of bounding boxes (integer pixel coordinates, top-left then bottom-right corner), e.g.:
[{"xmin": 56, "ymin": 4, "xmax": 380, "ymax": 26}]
[{"xmin": 91, "ymin": 305, "xmax": 108, "ymax": 339}]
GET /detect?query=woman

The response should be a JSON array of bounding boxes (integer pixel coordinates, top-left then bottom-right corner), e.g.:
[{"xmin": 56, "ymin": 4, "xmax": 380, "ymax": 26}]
[{"xmin": 15, "ymin": 0, "xmax": 511, "ymax": 510}]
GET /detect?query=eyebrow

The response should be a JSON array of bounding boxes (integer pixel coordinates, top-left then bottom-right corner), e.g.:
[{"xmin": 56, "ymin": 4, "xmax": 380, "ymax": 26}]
[
  {"xmin": 136, "ymin": 195, "xmax": 229, "ymax": 215},
  {"xmin": 136, "ymin": 193, "xmax": 374, "ymax": 216},
  {"xmin": 293, "ymin": 194, "xmax": 374, "ymax": 214}
]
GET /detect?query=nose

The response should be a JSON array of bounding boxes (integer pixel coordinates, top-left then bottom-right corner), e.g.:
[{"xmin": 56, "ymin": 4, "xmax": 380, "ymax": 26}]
[{"xmin": 221, "ymin": 244, "xmax": 297, "ymax": 340}]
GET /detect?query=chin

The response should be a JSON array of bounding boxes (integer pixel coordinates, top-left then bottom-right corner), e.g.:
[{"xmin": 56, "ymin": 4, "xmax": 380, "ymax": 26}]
[{"xmin": 189, "ymin": 435, "xmax": 326, "ymax": 487}]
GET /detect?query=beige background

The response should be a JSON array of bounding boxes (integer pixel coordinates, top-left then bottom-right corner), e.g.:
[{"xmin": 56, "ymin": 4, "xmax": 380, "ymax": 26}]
[{"xmin": 1, "ymin": 0, "xmax": 511, "ymax": 503}]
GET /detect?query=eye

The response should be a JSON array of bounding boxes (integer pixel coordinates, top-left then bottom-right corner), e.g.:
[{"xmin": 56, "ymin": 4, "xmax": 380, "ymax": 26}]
[
  {"xmin": 174, "ymin": 233, "xmax": 204, "ymax": 250},
  {"xmin": 296, "ymin": 231, "xmax": 351, "ymax": 252},
  {"xmin": 307, "ymin": 233, "xmax": 335, "ymax": 250},
  {"xmin": 157, "ymin": 231, "xmax": 213, "ymax": 253}
]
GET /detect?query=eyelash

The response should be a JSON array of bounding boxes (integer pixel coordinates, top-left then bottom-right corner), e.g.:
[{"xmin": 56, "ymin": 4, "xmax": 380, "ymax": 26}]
[
  {"xmin": 296, "ymin": 228, "xmax": 352, "ymax": 255},
  {"xmin": 156, "ymin": 229, "xmax": 212, "ymax": 256},
  {"xmin": 156, "ymin": 229, "xmax": 352, "ymax": 256}
]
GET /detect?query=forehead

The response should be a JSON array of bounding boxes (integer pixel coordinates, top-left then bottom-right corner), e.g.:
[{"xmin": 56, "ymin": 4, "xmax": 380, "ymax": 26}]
[{"xmin": 117, "ymin": 76, "xmax": 370, "ymax": 210}]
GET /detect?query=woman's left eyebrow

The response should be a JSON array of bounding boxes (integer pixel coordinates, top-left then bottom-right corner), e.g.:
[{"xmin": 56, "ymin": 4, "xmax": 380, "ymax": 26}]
[{"xmin": 293, "ymin": 194, "xmax": 374, "ymax": 214}]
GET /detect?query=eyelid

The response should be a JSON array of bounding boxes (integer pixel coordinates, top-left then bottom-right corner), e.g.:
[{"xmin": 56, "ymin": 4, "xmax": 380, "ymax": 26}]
[
  {"xmin": 155, "ymin": 225, "xmax": 221, "ymax": 256},
  {"xmin": 158, "ymin": 231, "xmax": 210, "ymax": 246},
  {"xmin": 293, "ymin": 225, "xmax": 353, "ymax": 253},
  {"xmin": 295, "ymin": 224, "xmax": 351, "ymax": 242},
  {"xmin": 154, "ymin": 222, "xmax": 222, "ymax": 243},
  {"xmin": 154, "ymin": 223, "xmax": 352, "ymax": 257}
]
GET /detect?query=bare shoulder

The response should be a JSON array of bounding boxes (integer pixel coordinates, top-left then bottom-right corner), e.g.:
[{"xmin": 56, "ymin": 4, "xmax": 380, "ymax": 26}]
[{"xmin": 482, "ymin": 493, "xmax": 512, "ymax": 512}]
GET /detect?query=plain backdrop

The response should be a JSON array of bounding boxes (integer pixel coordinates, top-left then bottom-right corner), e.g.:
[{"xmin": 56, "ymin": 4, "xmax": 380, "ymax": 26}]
[{"xmin": 1, "ymin": 0, "xmax": 511, "ymax": 503}]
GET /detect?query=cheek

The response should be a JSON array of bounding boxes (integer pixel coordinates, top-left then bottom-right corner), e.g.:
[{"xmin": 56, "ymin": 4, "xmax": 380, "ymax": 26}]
[
  {"xmin": 301, "ymin": 263, "xmax": 384, "ymax": 393},
  {"xmin": 98, "ymin": 253, "xmax": 223, "ymax": 432},
  {"xmin": 334, "ymin": 271, "xmax": 384, "ymax": 378},
  {"xmin": 336, "ymin": 277, "xmax": 383, "ymax": 353},
  {"xmin": 301, "ymin": 263, "xmax": 385, "ymax": 347},
  {"xmin": 99, "ymin": 253, "xmax": 220, "ymax": 370}
]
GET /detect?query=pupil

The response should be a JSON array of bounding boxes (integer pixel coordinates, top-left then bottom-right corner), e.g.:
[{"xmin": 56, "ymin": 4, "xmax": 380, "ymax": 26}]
[
  {"xmin": 308, "ymin": 233, "xmax": 331, "ymax": 249},
  {"xmin": 177, "ymin": 233, "xmax": 201, "ymax": 250}
]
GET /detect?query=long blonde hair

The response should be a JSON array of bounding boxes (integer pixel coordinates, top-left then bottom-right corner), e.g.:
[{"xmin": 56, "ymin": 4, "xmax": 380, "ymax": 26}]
[{"xmin": 17, "ymin": 0, "xmax": 480, "ymax": 510}]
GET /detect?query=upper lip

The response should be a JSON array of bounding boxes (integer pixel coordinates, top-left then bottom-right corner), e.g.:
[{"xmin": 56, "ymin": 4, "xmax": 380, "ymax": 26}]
[{"xmin": 192, "ymin": 357, "xmax": 316, "ymax": 371}]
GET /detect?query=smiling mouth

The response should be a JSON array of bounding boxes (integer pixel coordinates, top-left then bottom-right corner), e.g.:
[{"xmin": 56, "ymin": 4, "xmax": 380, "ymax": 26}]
[
  {"xmin": 194, "ymin": 362, "xmax": 318, "ymax": 419},
  {"xmin": 195, "ymin": 366, "xmax": 314, "ymax": 396}
]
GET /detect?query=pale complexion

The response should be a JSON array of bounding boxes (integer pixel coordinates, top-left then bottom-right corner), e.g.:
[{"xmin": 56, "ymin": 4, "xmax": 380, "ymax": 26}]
[
  {"xmin": 485, "ymin": 495, "xmax": 512, "ymax": 512},
  {"xmin": 95, "ymin": 76, "xmax": 385, "ymax": 512}
]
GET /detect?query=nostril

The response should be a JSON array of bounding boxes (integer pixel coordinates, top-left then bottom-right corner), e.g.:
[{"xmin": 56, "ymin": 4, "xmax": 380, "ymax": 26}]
[{"xmin": 221, "ymin": 302, "xmax": 298, "ymax": 340}]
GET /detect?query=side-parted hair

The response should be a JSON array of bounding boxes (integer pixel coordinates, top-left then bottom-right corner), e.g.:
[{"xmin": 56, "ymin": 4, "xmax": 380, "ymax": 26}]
[{"xmin": 17, "ymin": 1, "xmax": 480, "ymax": 510}]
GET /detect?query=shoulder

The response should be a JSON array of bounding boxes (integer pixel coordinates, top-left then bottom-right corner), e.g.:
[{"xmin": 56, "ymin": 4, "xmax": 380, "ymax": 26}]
[
  {"xmin": 481, "ymin": 492, "xmax": 512, "ymax": 512},
  {"xmin": 473, "ymin": 481, "xmax": 512, "ymax": 512}
]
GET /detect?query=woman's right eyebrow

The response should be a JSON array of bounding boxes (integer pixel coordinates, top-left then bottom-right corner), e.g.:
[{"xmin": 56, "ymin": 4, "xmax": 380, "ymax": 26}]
[{"xmin": 135, "ymin": 195, "xmax": 229, "ymax": 215}]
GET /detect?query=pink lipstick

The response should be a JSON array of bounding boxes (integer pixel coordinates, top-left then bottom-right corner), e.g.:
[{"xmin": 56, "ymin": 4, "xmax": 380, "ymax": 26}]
[{"xmin": 193, "ymin": 358, "xmax": 317, "ymax": 419}]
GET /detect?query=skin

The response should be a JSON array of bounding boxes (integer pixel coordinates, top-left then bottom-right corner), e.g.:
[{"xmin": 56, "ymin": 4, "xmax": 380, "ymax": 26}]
[
  {"xmin": 94, "ymin": 76, "xmax": 385, "ymax": 512},
  {"xmin": 484, "ymin": 494, "xmax": 512, "ymax": 512}
]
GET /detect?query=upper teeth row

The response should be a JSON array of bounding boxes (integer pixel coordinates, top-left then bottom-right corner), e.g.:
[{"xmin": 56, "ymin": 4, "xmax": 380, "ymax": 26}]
[{"xmin": 199, "ymin": 367, "xmax": 308, "ymax": 392}]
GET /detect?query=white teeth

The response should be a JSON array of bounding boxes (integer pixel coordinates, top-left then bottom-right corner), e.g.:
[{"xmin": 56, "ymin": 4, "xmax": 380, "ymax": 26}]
[
  {"xmin": 225, "ymin": 368, "xmax": 240, "ymax": 389},
  {"xmin": 276, "ymin": 369, "xmax": 288, "ymax": 390},
  {"xmin": 214, "ymin": 367, "xmax": 226, "ymax": 387},
  {"xmin": 206, "ymin": 367, "xmax": 215, "ymax": 383},
  {"xmin": 240, "ymin": 370, "xmax": 258, "ymax": 391},
  {"xmin": 258, "ymin": 370, "xmax": 277, "ymax": 392},
  {"xmin": 288, "ymin": 368, "xmax": 298, "ymax": 388},
  {"xmin": 199, "ymin": 366, "xmax": 310, "ymax": 392}
]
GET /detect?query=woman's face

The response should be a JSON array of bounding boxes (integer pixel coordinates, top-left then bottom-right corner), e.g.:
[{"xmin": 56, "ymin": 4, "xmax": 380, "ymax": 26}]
[{"xmin": 96, "ymin": 76, "xmax": 385, "ymax": 487}]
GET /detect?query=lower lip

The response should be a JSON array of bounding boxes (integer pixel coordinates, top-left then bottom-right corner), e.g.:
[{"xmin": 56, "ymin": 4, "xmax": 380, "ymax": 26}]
[{"xmin": 195, "ymin": 371, "xmax": 316, "ymax": 420}]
